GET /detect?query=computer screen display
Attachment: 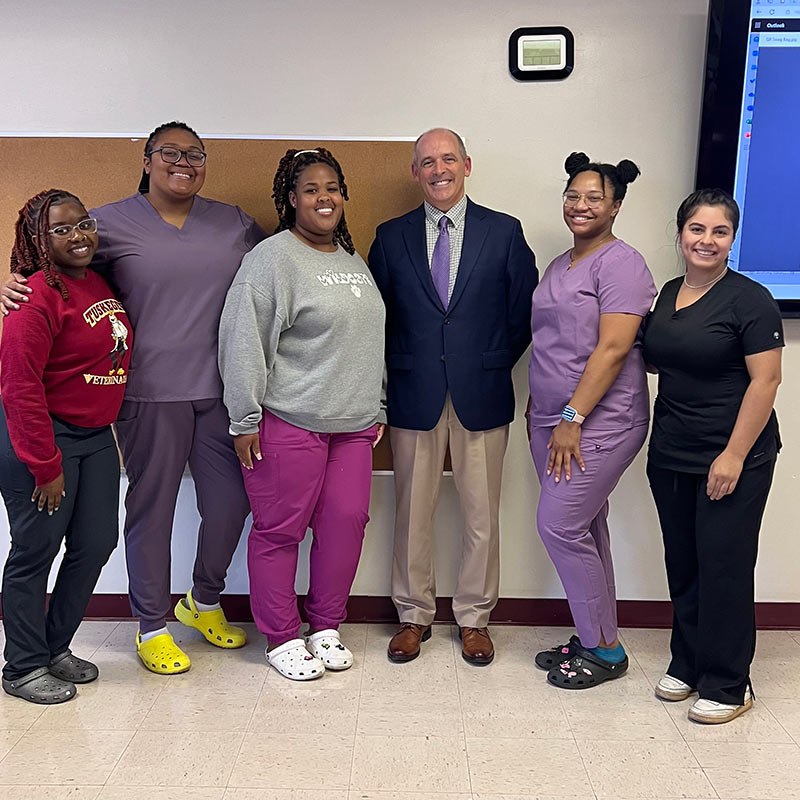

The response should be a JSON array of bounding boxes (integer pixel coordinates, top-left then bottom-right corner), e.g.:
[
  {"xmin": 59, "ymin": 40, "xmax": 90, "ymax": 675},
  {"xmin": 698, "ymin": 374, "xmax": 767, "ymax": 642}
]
[{"xmin": 699, "ymin": 0, "xmax": 800, "ymax": 314}]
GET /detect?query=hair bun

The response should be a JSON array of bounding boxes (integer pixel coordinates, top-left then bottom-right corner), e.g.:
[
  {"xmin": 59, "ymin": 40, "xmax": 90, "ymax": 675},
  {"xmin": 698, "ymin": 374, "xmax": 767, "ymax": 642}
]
[
  {"xmin": 615, "ymin": 159, "xmax": 641, "ymax": 185},
  {"xmin": 564, "ymin": 152, "xmax": 590, "ymax": 176}
]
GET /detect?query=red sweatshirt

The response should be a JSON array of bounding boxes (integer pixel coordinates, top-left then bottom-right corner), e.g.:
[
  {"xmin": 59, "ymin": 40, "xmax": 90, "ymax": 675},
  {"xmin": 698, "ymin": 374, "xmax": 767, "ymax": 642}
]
[{"xmin": 0, "ymin": 270, "xmax": 132, "ymax": 485}]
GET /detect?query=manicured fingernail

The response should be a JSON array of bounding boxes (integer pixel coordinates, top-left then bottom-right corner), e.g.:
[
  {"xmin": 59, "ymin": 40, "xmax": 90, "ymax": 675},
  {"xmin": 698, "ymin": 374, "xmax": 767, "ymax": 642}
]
[
  {"xmin": 256, "ymin": 454, "xmax": 262, "ymax": 461},
  {"xmin": 48, "ymin": 510, "xmax": 53, "ymax": 516}
]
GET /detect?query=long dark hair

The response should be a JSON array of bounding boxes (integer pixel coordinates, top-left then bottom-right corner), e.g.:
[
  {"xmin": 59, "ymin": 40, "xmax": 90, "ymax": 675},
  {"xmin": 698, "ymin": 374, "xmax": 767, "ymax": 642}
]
[
  {"xmin": 271, "ymin": 147, "xmax": 355, "ymax": 255},
  {"xmin": 10, "ymin": 189, "xmax": 83, "ymax": 301}
]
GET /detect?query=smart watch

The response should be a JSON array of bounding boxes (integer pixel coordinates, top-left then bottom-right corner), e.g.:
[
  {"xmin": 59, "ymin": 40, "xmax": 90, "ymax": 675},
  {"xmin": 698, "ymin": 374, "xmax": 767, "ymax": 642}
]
[{"xmin": 561, "ymin": 405, "xmax": 586, "ymax": 424}]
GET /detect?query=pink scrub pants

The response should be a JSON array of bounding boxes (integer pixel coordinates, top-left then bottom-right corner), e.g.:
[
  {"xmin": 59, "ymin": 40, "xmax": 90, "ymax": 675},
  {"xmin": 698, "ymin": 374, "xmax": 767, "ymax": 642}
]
[
  {"xmin": 242, "ymin": 410, "xmax": 376, "ymax": 645},
  {"xmin": 530, "ymin": 423, "xmax": 647, "ymax": 648}
]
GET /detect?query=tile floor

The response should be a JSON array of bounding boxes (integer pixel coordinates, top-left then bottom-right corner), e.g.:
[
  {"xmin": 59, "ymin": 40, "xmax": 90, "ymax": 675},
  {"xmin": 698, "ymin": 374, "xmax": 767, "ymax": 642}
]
[{"xmin": 0, "ymin": 621, "xmax": 797, "ymax": 799}]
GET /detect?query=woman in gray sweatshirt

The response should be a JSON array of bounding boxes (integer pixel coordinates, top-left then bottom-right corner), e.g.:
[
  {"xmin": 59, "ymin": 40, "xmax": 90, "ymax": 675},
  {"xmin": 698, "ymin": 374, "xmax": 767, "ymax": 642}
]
[{"xmin": 219, "ymin": 148, "xmax": 385, "ymax": 681}]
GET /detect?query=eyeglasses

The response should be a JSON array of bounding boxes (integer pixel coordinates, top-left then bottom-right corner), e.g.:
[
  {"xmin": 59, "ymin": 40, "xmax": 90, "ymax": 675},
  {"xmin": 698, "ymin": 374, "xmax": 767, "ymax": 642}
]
[
  {"xmin": 47, "ymin": 218, "xmax": 98, "ymax": 238},
  {"xmin": 563, "ymin": 191, "xmax": 606, "ymax": 208},
  {"xmin": 147, "ymin": 146, "xmax": 207, "ymax": 167}
]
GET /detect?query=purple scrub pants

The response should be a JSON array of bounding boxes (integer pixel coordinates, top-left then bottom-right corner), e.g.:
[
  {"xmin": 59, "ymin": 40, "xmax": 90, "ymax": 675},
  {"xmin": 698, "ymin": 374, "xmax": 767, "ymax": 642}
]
[
  {"xmin": 115, "ymin": 398, "xmax": 251, "ymax": 633},
  {"xmin": 530, "ymin": 423, "xmax": 648, "ymax": 648},
  {"xmin": 243, "ymin": 410, "xmax": 376, "ymax": 645}
]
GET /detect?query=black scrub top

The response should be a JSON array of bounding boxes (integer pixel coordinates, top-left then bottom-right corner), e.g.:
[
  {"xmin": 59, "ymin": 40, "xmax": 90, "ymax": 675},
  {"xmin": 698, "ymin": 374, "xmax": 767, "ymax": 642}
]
[{"xmin": 643, "ymin": 270, "xmax": 783, "ymax": 473}]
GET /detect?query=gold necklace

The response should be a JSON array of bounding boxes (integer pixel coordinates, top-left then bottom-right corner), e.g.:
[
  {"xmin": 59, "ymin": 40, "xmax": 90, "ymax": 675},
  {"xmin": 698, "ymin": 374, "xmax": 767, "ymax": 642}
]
[{"xmin": 569, "ymin": 234, "xmax": 616, "ymax": 269}]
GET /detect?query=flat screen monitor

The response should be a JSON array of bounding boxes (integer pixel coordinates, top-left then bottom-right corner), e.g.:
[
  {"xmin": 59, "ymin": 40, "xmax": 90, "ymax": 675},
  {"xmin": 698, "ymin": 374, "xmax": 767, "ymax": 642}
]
[{"xmin": 699, "ymin": 0, "xmax": 800, "ymax": 315}]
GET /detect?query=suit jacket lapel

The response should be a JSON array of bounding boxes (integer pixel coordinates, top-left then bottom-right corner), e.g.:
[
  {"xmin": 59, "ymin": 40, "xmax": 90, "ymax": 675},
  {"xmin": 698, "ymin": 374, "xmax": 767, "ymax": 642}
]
[
  {"xmin": 402, "ymin": 205, "xmax": 446, "ymax": 312},
  {"xmin": 448, "ymin": 199, "xmax": 488, "ymax": 311}
]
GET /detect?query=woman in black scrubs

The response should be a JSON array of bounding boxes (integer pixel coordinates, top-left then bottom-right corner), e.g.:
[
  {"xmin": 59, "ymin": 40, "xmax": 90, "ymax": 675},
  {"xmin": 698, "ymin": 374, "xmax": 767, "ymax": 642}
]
[{"xmin": 643, "ymin": 189, "xmax": 783, "ymax": 724}]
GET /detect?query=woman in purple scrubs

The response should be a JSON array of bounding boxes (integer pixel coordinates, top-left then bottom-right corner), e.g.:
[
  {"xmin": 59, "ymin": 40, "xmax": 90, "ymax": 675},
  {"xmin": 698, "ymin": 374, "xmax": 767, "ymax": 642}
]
[
  {"xmin": 527, "ymin": 152, "xmax": 656, "ymax": 689},
  {"xmin": 1, "ymin": 121, "xmax": 267, "ymax": 675}
]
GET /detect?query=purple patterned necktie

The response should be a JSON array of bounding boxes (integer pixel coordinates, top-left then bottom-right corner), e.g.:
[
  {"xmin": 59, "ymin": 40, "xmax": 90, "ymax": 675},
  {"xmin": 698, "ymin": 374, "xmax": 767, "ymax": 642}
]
[{"xmin": 431, "ymin": 214, "xmax": 451, "ymax": 307}]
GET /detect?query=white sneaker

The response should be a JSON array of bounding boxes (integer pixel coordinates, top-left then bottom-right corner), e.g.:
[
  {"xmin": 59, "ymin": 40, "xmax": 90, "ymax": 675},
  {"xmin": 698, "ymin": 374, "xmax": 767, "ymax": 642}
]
[
  {"xmin": 266, "ymin": 638, "xmax": 324, "ymax": 681},
  {"xmin": 688, "ymin": 687, "xmax": 752, "ymax": 724},
  {"xmin": 305, "ymin": 629, "xmax": 353, "ymax": 671},
  {"xmin": 655, "ymin": 674, "xmax": 696, "ymax": 701}
]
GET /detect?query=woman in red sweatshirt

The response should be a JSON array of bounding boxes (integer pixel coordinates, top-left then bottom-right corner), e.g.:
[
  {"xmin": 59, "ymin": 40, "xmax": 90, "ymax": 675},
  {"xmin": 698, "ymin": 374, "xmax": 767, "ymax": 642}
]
[{"xmin": 0, "ymin": 189, "xmax": 132, "ymax": 704}]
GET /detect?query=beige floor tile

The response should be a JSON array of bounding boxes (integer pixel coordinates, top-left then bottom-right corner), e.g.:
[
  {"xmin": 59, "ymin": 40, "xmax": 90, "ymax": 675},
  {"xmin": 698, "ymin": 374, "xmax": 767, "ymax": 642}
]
[
  {"xmin": 95, "ymin": 622, "xmax": 140, "ymax": 649},
  {"xmin": 749, "ymin": 659, "xmax": 800, "ymax": 698},
  {"xmin": 578, "ymin": 739, "xmax": 716, "ymax": 798},
  {"xmin": 140, "ymin": 687, "xmax": 256, "ymax": 731},
  {"xmin": 460, "ymin": 687, "xmax": 570, "ymax": 739},
  {"xmin": 454, "ymin": 645, "xmax": 552, "ymax": 693},
  {"xmin": 361, "ymin": 624, "xmax": 457, "ymax": 694},
  {"xmin": 0, "ymin": 788, "xmax": 102, "ymax": 799},
  {"xmin": 68, "ymin": 621, "xmax": 121, "ymax": 652},
  {"xmin": 350, "ymin": 736, "xmax": 470, "ymax": 793},
  {"xmin": 760, "ymin": 695, "xmax": 800, "ymax": 742},
  {"xmin": 562, "ymin": 693, "xmax": 682, "ymax": 741},
  {"xmin": 249, "ymin": 684, "xmax": 359, "ymax": 735},
  {"xmin": 472, "ymin": 795, "xmax": 596, "ymax": 800},
  {"xmin": 349, "ymin": 792, "xmax": 472, "ymax": 800},
  {"xmin": 0, "ymin": 698, "xmax": 45, "ymax": 731},
  {"xmin": 663, "ymin": 696, "xmax": 792, "ymax": 743},
  {"xmin": 616, "ymin": 628, "xmax": 672, "ymax": 672},
  {"xmin": 97, "ymin": 789, "xmax": 224, "ymax": 800},
  {"xmin": 0, "ymin": 731, "xmax": 25, "ymax": 761},
  {"xmin": 534, "ymin": 626, "xmax": 577, "ymax": 647},
  {"xmin": 228, "ymin": 733, "xmax": 353, "ymax": 789},
  {"xmin": 0, "ymin": 729, "xmax": 135, "ymax": 785},
  {"xmin": 753, "ymin": 630, "xmax": 800, "ymax": 659},
  {"xmin": 30, "ymin": 683, "xmax": 161, "ymax": 731},
  {"xmin": 350, "ymin": 733, "xmax": 469, "ymax": 793},
  {"xmin": 467, "ymin": 737, "xmax": 591, "ymax": 796},
  {"xmin": 690, "ymin": 741, "xmax": 800, "ymax": 799},
  {"xmin": 357, "ymin": 690, "xmax": 462, "ymax": 736},
  {"xmin": 86, "ymin": 647, "xmax": 172, "ymax": 689},
  {"xmin": 226, "ymin": 791, "xmax": 348, "ymax": 800},
  {"xmin": 107, "ymin": 730, "xmax": 243, "ymax": 787}
]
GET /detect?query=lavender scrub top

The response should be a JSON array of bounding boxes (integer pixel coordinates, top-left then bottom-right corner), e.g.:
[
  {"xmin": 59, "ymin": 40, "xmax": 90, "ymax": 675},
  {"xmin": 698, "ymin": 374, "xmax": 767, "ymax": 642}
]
[
  {"xmin": 528, "ymin": 239, "xmax": 657, "ymax": 432},
  {"xmin": 90, "ymin": 193, "xmax": 267, "ymax": 402}
]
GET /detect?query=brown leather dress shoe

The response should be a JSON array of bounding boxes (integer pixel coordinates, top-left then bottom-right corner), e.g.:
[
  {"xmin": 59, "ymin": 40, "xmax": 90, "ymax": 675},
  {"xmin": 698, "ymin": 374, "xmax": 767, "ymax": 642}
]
[
  {"xmin": 387, "ymin": 623, "xmax": 432, "ymax": 663},
  {"xmin": 459, "ymin": 626, "xmax": 494, "ymax": 665}
]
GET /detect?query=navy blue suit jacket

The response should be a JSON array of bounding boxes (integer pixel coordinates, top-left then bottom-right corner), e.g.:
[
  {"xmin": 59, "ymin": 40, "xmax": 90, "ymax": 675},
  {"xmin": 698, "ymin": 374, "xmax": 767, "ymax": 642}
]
[{"xmin": 368, "ymin": 199, "xmax": 538, "ymax": 432}]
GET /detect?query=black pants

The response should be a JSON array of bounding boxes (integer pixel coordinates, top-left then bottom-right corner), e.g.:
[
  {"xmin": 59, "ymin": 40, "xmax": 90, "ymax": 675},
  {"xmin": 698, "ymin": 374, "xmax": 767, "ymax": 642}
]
[
  {"xmin": 0, "ymin": 407, "xmax": 119, "ymax": 681},
  {"xmin": 646, "ymin": 459, "xmax": 775, "ymax": 704}
]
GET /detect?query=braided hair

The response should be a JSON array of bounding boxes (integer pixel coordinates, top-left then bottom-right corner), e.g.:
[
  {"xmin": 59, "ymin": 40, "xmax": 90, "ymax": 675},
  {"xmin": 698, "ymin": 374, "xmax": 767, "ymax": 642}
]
[
  {"xmin": 10, "ymin": 189, "xmax": 83, "ymax": 301},
  {"xmin": 564, "ymin": 152, "xmax": 640, "ymax": 202},
  {"xmin": 137, "ymin": 120, "xmax": 204, "ymax": 193},
  {"xmin": 272, "ymin": 147, "xmax": 355, "ymax": 255}
]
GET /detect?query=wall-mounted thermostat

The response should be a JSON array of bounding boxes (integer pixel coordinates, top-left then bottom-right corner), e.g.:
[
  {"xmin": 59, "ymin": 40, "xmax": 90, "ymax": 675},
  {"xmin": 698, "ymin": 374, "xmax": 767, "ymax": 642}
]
[{"xmin": 509, "ymin": 26, "xmax": 574, "ymax": 81}]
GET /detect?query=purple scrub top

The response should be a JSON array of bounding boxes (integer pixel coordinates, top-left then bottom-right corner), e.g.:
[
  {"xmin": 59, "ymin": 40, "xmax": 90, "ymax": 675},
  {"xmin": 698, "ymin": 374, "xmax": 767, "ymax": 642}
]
[
  {"xmin": 90, "ymin": 193, "xmax": 266, "ymax": 403},
  {"xmin": 528, "ymin": 239, "xmax": 656, "ymax": 432}
]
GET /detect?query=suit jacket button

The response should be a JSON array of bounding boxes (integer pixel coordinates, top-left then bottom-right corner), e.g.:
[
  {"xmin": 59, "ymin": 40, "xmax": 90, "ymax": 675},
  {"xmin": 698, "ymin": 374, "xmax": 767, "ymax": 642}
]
[
  {"xmin": 444, "ymin": 318, "xmax": 451, "ymax": 324},
  {"xmin": 440, "ymin": 355, "xmax": 446, "ymax": 361}
]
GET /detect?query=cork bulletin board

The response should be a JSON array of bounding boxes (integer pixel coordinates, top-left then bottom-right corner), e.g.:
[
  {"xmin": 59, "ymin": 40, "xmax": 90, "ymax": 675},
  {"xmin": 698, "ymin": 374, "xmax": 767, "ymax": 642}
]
[{"xmin": 0, "ymin": 136, "xmax": 424, "ymax": 471}]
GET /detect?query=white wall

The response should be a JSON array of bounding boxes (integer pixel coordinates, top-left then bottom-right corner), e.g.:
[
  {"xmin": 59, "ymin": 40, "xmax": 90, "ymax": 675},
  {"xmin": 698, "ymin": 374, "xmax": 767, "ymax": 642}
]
[{"xmin": 1, "ymin": 0, "xmax": 797, "ymax": 603}]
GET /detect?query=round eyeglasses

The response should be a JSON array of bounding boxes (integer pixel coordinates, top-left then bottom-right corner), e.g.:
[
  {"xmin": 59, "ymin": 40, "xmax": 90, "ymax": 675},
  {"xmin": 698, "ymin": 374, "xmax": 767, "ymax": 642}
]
[
  {"xmin": 147, "ymin": 146, "xmax": 207, "ymax": 167},
  {"xmin": 563, "ymin": 191, "xmax": 606, "ymax": 208},
  {"xmin": 47, "ymin": 218, "xmax": 98, "ymax": 238}
]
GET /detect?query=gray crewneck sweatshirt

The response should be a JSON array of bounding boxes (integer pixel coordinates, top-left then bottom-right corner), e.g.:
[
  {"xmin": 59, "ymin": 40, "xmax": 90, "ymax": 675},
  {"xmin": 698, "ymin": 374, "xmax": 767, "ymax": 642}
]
[{"xmin": 219, "ymin": 229, "xmax": 386, "ymax": 435}]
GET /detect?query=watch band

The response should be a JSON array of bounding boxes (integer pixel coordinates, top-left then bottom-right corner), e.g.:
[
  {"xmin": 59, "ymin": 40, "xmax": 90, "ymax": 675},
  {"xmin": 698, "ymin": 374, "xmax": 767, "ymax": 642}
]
[{"xmin": 561, "ymin": 405, "xmax": 586, "ymax": 424}]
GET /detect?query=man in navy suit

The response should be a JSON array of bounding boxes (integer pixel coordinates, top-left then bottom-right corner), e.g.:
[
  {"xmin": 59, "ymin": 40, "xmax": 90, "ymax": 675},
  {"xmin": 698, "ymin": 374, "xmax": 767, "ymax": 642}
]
[{"xmin": 368, "ymin": 128, "xmax": 537, "ymax": 665}]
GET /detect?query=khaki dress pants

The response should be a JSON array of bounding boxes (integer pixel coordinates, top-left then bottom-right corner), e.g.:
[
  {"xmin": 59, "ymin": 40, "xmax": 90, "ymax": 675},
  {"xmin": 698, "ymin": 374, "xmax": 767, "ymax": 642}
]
[{"xmin": 390, "ymin": 395, "xmax": 509, "ymax": 628}]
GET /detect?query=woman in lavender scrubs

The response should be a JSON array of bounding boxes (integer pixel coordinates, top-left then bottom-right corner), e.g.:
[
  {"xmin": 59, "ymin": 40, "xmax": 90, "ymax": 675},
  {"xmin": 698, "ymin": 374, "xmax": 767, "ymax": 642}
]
[
  {"xmin": 527, "ymin": 152, "xmax": 656, "ymax": 689},
  {"xmin": 1, "ymin": 121, "xmax": 267, "ymax": 675}
]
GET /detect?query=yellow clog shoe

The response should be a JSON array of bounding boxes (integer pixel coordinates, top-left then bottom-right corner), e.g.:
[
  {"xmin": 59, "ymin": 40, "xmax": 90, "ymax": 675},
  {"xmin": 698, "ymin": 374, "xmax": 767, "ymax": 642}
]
[
  {"xmin": 174, "ymin": 590, "xmax": 247, "ymax": 649},
  {"xmin": 136, "ymin": 631, "xmax": 191, "ymax": 675}
]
